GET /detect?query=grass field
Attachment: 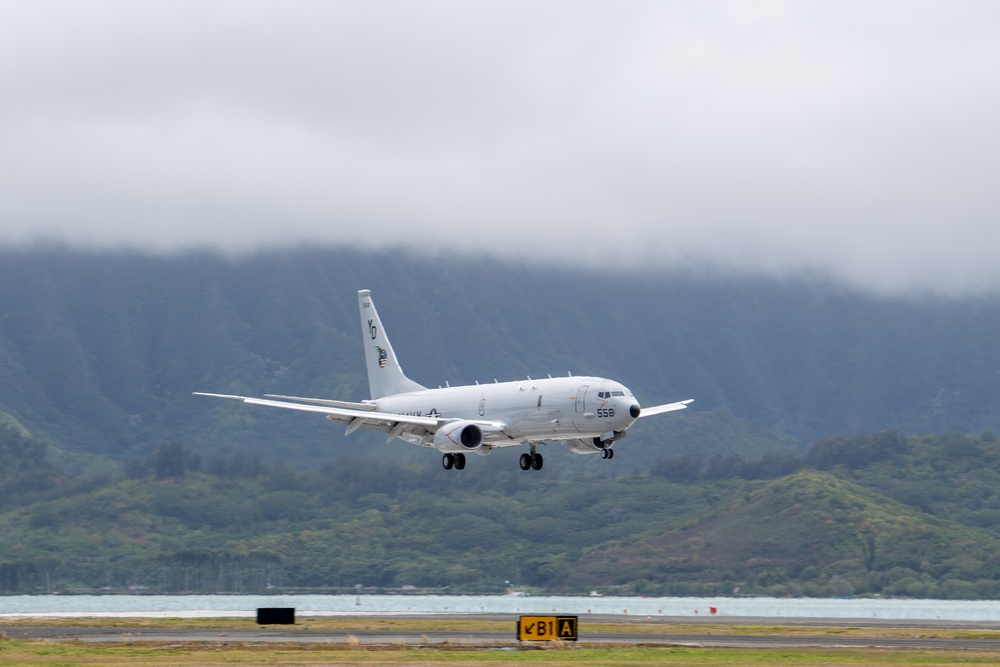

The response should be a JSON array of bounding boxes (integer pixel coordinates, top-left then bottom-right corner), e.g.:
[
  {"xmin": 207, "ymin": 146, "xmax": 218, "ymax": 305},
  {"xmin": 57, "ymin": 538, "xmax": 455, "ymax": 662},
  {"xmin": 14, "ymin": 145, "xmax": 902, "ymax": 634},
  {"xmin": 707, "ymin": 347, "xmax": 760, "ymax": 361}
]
[
  {"xmin": 4, "ymin": 617, "xmax": 1000, "ymax": 666},
  {"xmin": 4, "ymin": 641, "xmax": 1000, "ymax": 667},
  {"xmin": 6, "ymin": 616, "xmax": 1000, "ymax": 640}
]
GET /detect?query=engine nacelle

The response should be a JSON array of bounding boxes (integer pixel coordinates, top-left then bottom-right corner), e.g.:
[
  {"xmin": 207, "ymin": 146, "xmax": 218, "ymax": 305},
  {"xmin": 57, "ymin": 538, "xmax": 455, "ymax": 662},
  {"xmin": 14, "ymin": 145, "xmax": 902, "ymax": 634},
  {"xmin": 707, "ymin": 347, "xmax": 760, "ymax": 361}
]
[{"xmin": 432, "ymin": 420, "xmax": 484, "ymax": 452}]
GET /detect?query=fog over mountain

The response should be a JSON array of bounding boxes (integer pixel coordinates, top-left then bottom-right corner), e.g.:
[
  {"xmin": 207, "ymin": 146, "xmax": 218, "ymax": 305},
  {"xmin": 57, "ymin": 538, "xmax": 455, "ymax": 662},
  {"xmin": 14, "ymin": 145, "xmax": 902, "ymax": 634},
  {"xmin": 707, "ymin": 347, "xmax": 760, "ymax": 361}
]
[
  {"xmin": 2, "ymin": 2, "xmax": 1000, "ymax": 296},
  {"xmin": 0, "ymin": 247, "xmax": 998, "ymax": 473},
  {"xmin": 6, "ymin": 249, "xmax": 1000, "ymax": 599}
]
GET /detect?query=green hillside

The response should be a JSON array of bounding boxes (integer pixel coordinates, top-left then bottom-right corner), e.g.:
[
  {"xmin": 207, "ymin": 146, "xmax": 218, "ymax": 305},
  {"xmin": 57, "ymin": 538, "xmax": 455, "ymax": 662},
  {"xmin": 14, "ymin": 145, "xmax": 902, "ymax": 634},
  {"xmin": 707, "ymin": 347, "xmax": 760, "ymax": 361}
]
[
  {"xmin": 2, "ymin": 248, "xmax": 1000, "ymax": 471},
  {"xmin": 566, "ymin": 470, "xmax": 1000, "ymax": 598},
  {"xmin": 4, "ymin": 248, "xmax": 1000, "ymax": 598},
  {"xmin": 4, "ymin": 428, "xmax": 1000, "ymax": 598}
]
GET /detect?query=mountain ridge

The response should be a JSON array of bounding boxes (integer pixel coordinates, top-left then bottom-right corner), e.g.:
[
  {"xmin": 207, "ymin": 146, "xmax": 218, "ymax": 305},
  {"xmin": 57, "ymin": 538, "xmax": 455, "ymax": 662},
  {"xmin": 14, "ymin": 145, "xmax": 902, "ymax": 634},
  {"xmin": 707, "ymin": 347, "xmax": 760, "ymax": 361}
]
[{"xmin": 1, "ymin": 247, "xmax": 998, "ymax": 468}]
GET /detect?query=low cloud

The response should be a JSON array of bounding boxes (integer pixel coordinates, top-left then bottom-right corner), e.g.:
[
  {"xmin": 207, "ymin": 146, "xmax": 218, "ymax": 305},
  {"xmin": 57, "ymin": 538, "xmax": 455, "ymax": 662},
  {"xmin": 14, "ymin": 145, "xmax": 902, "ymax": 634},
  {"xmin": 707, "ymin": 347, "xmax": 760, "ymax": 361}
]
[{"xmin": 2, "ymin": 1, "xmax": 999, "ymax": 295}]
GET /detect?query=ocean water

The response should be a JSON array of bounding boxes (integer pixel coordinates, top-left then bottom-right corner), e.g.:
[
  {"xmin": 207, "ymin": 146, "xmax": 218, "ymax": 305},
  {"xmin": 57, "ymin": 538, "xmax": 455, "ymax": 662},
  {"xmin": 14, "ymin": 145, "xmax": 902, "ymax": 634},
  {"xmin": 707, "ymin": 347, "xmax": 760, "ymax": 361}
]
[{"xmin": 1, "ymin": 594, "xmax": 999, "ymax": 621}]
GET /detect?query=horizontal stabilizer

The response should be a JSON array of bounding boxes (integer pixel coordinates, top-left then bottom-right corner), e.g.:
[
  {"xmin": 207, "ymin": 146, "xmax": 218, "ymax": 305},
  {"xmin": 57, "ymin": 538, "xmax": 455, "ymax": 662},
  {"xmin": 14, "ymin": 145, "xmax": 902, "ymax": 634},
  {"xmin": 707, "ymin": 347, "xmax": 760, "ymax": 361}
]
[
  {"xmin": 195, "ymin": 392, "xmax": 507, "ymax": 439},
  {"xmin": 194, "ymin": 392, "xmax": 441, "ymax": 426},
  {"xmin": 263, "ymin": 394, "xmax": 377, "ymax": 411},
  {"xmin": 639, "ymin": 399, "xmax": 694, "ymax": 418}
]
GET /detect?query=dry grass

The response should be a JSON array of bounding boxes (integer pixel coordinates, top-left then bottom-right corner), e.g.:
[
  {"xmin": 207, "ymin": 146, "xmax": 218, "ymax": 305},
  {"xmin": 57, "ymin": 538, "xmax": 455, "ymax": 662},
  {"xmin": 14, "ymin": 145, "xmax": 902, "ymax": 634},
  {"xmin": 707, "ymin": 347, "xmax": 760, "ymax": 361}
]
[
  {"xmin": 2, "ymin": 640, "xmax": 1000, "ymax": 667},
  {"xmin": 0, "ymin": 616, "xmax": 507, "ymax": 632},
  {"xmin": 5, "ymin": 616, "xmax": 1000, "ymax": 641},
  {"xmin": 5, "ymin": 617, "xmax": 1000, "ymax": 666}
]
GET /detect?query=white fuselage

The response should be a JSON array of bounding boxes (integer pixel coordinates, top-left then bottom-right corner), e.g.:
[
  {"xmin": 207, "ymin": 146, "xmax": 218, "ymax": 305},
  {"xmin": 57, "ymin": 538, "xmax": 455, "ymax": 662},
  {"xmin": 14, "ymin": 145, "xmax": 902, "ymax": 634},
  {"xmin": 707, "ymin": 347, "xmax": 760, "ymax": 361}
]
[
  {"xmin": 196, "ymin": 289, "xmax": 691, "ymax": 469},
  {"xmin": 375, "ymin": 375, "xmax": 639, "ymax": 446}
]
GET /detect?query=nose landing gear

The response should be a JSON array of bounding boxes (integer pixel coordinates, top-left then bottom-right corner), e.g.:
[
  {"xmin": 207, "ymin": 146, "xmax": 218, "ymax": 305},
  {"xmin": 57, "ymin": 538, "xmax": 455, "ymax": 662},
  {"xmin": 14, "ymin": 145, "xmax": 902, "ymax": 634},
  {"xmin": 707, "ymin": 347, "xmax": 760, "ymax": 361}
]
[{"xmin": 593, "ymin": 435, "xmax": 616, "ymax": 460}]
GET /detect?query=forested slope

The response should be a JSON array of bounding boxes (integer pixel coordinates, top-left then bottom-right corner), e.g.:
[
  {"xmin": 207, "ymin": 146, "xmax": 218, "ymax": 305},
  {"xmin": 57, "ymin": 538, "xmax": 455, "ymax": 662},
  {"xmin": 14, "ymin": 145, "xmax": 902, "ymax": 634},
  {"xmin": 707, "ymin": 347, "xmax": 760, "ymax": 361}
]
[
  {"xmin": 1, "ymin": 247, "xmax": 999, "ymax": 470},
  {"xmin": 4, "ymin": 427, "xmax": 1000, "ymax": 598}
]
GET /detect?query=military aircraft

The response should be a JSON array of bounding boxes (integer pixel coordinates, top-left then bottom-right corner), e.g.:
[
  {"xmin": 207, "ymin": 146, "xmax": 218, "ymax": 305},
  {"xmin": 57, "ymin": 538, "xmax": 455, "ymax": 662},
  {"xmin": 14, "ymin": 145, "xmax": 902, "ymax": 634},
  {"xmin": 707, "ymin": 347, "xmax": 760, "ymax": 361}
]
[{"xmin": 196, "ymin": 290, "xmax": 692, "ymax": 471}]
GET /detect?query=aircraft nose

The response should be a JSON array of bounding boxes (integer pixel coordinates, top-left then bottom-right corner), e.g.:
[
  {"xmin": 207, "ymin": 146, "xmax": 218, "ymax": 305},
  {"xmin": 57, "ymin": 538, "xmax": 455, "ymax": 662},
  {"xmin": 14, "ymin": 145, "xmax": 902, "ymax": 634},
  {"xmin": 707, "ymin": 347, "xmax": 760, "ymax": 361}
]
[{"xmin": 630, "ymin": 404, "xmax": 640, "ymax": 418}]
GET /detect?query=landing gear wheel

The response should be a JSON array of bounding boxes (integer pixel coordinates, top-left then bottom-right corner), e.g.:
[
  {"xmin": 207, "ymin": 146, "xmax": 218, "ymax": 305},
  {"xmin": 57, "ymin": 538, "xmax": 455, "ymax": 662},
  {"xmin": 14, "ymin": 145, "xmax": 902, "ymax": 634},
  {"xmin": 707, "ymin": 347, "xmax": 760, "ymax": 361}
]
[
  {"xmin": 442, "ymin": 453, "xmax": 454, "ymax": 470},
  {"xmin": 608, "ymin": 448, "xmax": 615, "ymax": 459},
  {"xmin": 600, "ymin": 448, "xmax": 609, "ymax": 459},
  {"xmin": 519, "ymin": 453, "xmax": 532, "ymax": 470},
  {"xmin": 454, "ymin": 453, "xmax": 466, "ymax": 470},
  {"xmin": 531, "ymin": 453, "xmax": 544, "ymax": 470}
]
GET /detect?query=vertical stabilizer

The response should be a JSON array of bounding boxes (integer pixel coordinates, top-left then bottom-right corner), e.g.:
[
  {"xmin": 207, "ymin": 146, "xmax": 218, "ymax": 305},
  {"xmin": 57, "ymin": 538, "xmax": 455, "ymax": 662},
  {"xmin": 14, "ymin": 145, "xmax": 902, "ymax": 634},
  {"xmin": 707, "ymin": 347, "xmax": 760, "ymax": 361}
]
[{"xmin": 358, "ymin": 290, "xmax": 427, "ymax": 399}]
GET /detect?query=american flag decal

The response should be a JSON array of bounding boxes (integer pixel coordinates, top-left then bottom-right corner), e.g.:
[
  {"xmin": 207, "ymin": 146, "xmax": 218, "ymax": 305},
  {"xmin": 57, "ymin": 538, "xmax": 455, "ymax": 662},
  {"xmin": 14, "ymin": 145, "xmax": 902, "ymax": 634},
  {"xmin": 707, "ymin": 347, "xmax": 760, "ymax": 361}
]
[{"xmin": 376, "ymin": 346, "xmax": 388, "ymax": 368}]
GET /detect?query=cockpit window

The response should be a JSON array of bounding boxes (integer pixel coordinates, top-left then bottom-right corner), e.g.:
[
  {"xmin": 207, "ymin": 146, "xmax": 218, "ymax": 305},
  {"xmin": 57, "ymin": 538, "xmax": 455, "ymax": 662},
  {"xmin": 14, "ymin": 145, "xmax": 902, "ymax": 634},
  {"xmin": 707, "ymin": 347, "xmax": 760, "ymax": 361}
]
[
  {"xmin": 612, "ymin": 391, "xmax": 625, "ymax": 397},
  {"xmin": 597, "ymin": 391, "xmax": 608, "ymax": 398}
]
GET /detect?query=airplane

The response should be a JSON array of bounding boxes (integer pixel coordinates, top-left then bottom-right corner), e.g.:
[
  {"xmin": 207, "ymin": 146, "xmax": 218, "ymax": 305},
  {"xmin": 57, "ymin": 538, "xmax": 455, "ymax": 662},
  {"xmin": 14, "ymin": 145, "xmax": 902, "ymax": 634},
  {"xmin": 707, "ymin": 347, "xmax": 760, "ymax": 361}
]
[{"xmin": 196, "ymin": 289, "xmax": 692, "ymax": 471}]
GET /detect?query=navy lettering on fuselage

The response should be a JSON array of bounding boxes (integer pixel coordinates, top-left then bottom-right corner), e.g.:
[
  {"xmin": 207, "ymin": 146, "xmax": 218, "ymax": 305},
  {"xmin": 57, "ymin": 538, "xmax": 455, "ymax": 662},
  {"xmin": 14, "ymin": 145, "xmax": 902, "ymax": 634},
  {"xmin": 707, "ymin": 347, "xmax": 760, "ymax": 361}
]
[{"xmin": 402, "ymin": 411, "xmax": 423, "ymax": 417}]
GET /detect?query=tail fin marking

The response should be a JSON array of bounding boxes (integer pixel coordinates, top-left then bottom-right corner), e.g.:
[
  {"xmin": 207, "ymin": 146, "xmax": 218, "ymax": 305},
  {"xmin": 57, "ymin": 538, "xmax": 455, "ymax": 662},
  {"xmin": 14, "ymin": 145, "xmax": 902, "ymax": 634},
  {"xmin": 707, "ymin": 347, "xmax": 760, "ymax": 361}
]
[{"xmin": 358, "ymin": 290, "xmax": 426, "ymax": 399}]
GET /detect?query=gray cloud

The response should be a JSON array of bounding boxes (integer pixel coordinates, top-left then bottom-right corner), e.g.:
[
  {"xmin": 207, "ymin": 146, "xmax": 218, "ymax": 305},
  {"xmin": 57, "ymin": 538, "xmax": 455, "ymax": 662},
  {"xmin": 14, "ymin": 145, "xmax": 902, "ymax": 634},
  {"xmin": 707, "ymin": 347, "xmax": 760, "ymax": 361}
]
[{"xmin": 2, "ymin": 1, "xmax": 1000, "ymax": 295}]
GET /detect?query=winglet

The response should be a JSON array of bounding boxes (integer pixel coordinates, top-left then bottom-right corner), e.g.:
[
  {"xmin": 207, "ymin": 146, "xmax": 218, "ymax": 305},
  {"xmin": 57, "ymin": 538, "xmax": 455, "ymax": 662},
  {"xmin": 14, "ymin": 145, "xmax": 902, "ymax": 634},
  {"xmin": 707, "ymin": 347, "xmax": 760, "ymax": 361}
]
[
  {"xmin": 638, "ymin": 399, "xmax": 693, "ymax": 418},
  {"xmin": 193, "ymin": 392, "xmax": 247, "ymax": 401}
]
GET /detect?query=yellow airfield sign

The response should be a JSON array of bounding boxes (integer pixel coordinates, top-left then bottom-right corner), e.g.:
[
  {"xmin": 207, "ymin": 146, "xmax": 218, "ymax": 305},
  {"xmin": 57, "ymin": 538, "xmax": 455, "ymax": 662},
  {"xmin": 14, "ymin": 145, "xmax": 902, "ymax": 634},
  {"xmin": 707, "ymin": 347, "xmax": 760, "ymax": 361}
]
[{"xmin": 517, "ymin": 615, "xmax": 578, "ymax": 641}]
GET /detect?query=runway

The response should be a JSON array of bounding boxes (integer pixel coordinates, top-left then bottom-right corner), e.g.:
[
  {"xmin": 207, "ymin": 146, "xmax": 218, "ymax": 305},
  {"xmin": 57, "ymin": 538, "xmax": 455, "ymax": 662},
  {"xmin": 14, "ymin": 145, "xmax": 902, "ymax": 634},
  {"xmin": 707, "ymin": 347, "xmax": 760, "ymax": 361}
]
[{"xmin": 6, "ymin": 614, "xmax": 1000, "ymax": 652}]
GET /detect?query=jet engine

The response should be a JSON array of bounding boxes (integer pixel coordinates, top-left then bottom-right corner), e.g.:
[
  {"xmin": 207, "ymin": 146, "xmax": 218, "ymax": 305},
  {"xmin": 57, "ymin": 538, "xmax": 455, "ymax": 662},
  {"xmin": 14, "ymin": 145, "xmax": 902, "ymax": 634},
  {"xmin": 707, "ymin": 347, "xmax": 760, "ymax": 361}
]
[{"xmin": 432, "ymin": 420, "xmax": 484, "ymax": 452}]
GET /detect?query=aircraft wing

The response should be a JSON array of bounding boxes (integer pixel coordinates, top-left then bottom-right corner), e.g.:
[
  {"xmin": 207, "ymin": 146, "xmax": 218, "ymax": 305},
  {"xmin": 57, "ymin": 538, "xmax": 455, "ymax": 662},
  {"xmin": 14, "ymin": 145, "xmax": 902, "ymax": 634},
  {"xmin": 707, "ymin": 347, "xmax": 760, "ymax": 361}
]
[
  {"xmin": 193, "ymin": 392, "xmax": 506, "ymax": 443},
  {"xmin": 639, "ymin": 399, "xmax": 694, "ymax": 418}
]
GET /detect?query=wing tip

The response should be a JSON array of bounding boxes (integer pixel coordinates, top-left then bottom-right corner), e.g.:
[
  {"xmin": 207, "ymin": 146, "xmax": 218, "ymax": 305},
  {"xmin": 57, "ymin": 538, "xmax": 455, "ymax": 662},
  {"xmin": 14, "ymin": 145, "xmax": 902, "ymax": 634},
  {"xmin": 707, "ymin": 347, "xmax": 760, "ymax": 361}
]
[{"xmin": 193, "ymin": 392, "xmax": 246, "ymax": 401}]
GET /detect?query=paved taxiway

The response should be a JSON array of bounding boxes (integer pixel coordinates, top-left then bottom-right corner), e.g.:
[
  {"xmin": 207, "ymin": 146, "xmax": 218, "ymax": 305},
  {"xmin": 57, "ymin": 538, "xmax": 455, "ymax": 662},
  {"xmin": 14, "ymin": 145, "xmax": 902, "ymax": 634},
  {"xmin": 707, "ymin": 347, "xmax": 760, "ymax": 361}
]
[{"xmin": 6, "ymin": 615, "xmax": 1000, "ymax": 651}]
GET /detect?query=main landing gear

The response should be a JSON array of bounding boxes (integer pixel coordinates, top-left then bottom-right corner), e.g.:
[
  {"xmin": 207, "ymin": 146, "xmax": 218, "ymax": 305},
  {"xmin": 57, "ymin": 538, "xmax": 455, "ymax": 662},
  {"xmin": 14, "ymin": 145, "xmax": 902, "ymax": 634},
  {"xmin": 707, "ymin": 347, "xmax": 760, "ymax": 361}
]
[
  {"xmin": 519, "ymin": 447, "xmax": 544, "ymax": 471},
  {"xmin": 600, "ymin": 447, "xmax": 615, "ymax": 460},
  {"xmin": 442, "ymin": 453, "xmax": 466, "ymax": 471}
]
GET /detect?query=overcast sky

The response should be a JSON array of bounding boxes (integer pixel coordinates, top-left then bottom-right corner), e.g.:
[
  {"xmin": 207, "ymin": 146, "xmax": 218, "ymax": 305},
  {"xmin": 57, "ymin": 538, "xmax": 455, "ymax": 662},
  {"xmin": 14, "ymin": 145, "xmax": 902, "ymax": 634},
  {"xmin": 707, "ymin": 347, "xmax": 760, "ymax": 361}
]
[{"xmin": 2, "ymin": 1, "xmax": 999, "ymax": 296}]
